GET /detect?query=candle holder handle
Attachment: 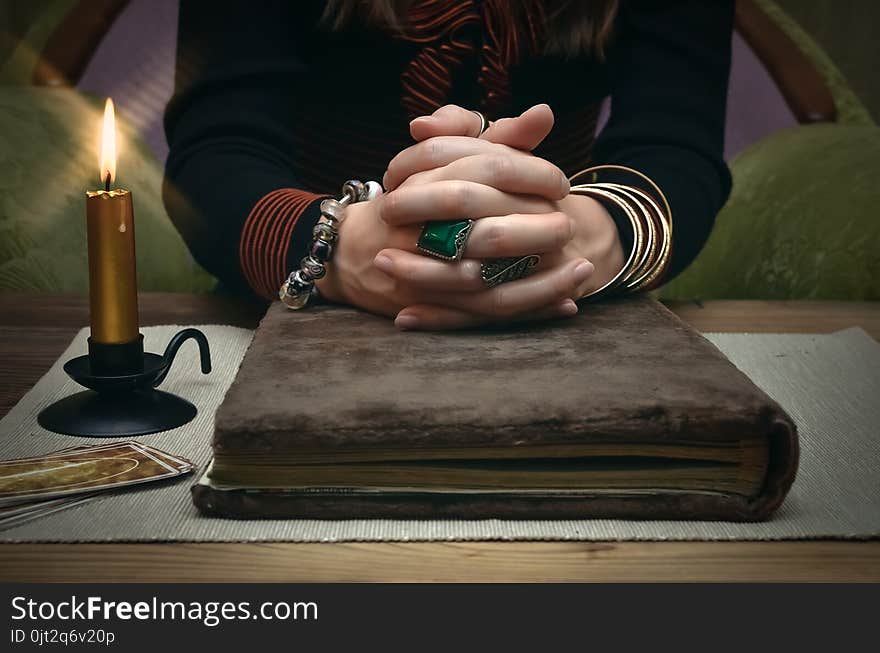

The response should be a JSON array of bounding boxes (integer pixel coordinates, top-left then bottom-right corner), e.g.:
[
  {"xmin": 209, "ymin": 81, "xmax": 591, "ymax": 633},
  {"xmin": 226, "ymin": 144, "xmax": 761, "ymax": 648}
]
[
  {"xmin": 37, "ymin": 328, "xmax": 214, "ymax": 438},
  {"xmin": 153, "ymin": 328, "xmax": 212, "ymax": 388}
]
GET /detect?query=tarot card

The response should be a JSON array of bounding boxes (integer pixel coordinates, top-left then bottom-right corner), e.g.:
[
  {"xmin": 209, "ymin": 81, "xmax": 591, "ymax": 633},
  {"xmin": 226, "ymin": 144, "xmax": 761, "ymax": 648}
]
[
  {"xmin": 43, "ymin": 441, "xmax": 194, "ymax": 473},
  {"xmin": 0, "ymin": 494, "xmax": 98, "ymax": 531},
  {"xmin": 130, "ymin": 442, "xmax": 194, "ymax": 472},
  {"xmin": 0, "ymin": 442, "xmax": 188, "ymax": 507}
]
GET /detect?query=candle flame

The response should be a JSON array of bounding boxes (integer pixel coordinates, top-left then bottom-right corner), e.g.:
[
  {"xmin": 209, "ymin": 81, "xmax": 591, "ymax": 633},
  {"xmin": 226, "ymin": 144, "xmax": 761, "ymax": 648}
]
[{"xmin": 99, "ymin": 98, "xmax": 116, "ymax": 186}]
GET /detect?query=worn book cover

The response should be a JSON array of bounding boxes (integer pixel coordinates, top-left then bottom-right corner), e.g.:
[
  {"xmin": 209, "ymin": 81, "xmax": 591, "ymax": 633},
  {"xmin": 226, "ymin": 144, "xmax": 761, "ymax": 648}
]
[{"xmin": 193, "ymin": 296, "xmax": 798, "ymax": 521}]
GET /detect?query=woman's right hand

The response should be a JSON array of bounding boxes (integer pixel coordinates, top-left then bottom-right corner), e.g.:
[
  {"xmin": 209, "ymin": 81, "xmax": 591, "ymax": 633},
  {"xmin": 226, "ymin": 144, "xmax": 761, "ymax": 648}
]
[{"xmin": 314, "ymin": 196, "xmax": 428, "ymax": 317}]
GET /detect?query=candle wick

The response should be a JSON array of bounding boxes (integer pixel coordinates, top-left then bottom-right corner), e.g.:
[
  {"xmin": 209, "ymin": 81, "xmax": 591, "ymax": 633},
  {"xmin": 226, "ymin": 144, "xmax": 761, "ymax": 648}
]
[{"xmin": 104, "ymin": 173, "xmax": 111, "ymax": 192}]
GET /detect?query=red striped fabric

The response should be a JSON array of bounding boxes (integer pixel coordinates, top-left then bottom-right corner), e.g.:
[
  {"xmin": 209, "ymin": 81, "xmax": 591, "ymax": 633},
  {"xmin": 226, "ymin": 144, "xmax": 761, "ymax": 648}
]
[
  {"xmin": 399, "ymin": 0, "xmax": 546, "ymax": 119},
  {"xmin": 239, "ymin": 188, "xmax": 325, "ymax": 300}
]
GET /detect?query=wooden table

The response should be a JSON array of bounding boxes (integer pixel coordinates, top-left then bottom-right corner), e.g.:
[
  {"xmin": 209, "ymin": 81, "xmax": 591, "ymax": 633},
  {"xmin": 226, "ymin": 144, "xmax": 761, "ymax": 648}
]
[{"xmin": 1, "ymin": 294, "xmax": 878, "ymax": 582}]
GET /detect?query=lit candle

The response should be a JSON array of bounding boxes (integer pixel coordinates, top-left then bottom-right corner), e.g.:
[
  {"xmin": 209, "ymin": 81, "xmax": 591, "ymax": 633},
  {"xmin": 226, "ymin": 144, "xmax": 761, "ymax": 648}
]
[{"xmin": 85, "ymin": 98, "xmax": 139, "ymax": 346}]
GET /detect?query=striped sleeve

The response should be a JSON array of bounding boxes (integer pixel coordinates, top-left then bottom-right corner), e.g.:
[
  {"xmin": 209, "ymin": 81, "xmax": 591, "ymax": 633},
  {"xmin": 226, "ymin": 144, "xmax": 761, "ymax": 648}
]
[{"xmin": 239, "ymin": 189, "xmax": 327, "ymax": 300}]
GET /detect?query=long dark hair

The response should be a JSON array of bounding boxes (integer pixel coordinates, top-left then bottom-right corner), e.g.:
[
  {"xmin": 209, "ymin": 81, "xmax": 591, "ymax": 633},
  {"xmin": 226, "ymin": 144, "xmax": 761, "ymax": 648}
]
[{"xmin": 323, "ymin": 0, "xmax": 620, "ymax": 57}]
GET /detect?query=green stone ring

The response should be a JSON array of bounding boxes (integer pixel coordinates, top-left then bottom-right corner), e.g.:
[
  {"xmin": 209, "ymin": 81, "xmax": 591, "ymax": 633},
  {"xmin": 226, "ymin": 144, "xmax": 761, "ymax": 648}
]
[{"xmin": 417, "ymin": 219, "xmax": 474, "ymax": 261}]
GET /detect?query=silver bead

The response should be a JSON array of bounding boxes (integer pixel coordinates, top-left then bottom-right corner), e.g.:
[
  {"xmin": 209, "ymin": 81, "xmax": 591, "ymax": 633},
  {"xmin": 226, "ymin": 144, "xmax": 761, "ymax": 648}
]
[
  {"xmin": 363, "ymin": 180, "xmax": 383, "ymax": 200},
  {"xmin": 320, "ymin": 198, "xmax": 344, "ymax": 221},
  {"xmin": 313, "ymin": 222, "xmax": 338, "ymax": 243},
  {"xmin": 279, "ymin": 273, "xmax": 313, "ymax": 309},
  {"xmin": 280, "ymin": 288, "xmax": 310, "ymax": 309},
  {"xmin": 300, "ymin": 255, "xmax": 326, "ymax": 279},
  {"xmin": 310, "ymin": 238, "xmax": 333, "ymax": 261},
  {"xmin": 288, "ymin": 269, "xmax": 313, "ymax": 292},
  {"xmin": 342, "ymin": 179, "xmax": 365, "ymax": 202}
]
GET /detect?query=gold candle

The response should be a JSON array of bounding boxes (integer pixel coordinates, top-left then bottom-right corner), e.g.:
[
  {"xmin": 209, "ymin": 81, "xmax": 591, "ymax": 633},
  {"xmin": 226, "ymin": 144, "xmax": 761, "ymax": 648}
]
[{"xmin": 86, "ymin": 98, "xmax": 139, "ymax": 344}]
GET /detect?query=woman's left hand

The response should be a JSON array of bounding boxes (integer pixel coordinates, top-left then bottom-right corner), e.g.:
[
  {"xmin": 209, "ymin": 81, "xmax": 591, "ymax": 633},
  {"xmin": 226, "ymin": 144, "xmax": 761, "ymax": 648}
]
[{"xmin": 378, "ymin": 104, "xmax": 625, "ymax": 330}]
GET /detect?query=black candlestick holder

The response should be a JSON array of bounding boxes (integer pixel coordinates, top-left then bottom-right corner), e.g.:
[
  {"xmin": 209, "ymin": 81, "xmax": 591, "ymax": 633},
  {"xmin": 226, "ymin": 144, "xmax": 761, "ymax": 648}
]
[{"xmin": 37, "ymin": 328, "xmax": 212, "ymax": 438}]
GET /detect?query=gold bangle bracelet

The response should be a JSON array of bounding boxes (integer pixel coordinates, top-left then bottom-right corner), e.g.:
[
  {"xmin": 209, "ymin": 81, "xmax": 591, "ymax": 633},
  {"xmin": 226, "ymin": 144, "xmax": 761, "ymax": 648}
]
[
  {"xmin": 588, "ymin": 184, "xmax": 659, "ymax": 287},
  {"xmin": 569, "ymin": 186, "xmax": 643, "ymax": 300},
  {"xmin": 577, "ymin": 186, "xmax": 650, "ymax": 283},
  {"xmin": 569, "ymin": 164, "xmax": 673, "ymax": 233},
  {"xmin": 589, "ymin": 182, "xmax": 671, "ymax": 290},
  {"xmin": 601, "ymin": 183, "xmax": 672, "ymax": 290},
  {"xmin": 615, "ymin": 185, "xmax": 672, "ymax": 290}
]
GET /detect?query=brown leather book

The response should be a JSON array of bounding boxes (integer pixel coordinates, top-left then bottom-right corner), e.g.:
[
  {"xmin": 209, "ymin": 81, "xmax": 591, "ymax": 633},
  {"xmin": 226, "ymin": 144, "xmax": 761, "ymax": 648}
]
[{"xmin": 192, "ymin": 296, "xmax": 798, "ymax": 521}]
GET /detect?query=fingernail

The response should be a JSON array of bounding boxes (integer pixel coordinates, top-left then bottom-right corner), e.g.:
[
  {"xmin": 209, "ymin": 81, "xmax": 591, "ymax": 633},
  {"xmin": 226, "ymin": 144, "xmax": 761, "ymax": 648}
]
[
  {"xmin": 573, "ymin": 260, "xmax": 594, "ymax": 283},
  {"xmin": 382, "ymin": 170, "xmax": 389, "ymax": 187},
  {"xmin": 522, "ymin": 103, "xmax": 549, "ymax": 116},
  {"xmin": 395, "ymin": 314, "xmax": 419, "ymax": 330},
  {"xmin": 410, "ymin": 116, "xmax": 435, "ymax": 126},
  {"xmin": 558, "ymin": 299, "xmax": 578, "ymax": 316},
  {"xmin": 374, "ymin": 254, "xmax": 393, "ymax": 272},
  {"xmin": 561, "ymin": 176, "xmax": 571, "ymax": 198}
]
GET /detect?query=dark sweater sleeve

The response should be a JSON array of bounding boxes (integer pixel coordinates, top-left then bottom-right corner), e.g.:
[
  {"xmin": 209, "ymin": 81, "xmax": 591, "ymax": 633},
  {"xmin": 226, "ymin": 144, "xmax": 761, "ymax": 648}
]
[
  {"xmin": 163, "ymin": 0, "xmax": 325, "ymax": 299},
  {"xmin": 592, "ymin": 0, "xmax": 734, "ymax": 281}
]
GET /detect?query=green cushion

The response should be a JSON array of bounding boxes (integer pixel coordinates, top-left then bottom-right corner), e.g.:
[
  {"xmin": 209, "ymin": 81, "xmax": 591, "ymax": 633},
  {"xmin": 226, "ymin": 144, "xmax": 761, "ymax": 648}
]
[
  {"xmin": 660, "ymin": 124, "xmax": 880, "ymax": 300},
  {"xmin": 0, "ymin": 87, "xmax": 215, "ymax": 293}
]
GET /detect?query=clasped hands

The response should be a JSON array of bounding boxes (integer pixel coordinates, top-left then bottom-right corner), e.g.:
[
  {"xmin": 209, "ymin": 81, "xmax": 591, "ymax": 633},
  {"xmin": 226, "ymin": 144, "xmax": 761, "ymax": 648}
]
[{"xmin": 316, "ymin": 104, "xmax": 625, "ymax": 330}]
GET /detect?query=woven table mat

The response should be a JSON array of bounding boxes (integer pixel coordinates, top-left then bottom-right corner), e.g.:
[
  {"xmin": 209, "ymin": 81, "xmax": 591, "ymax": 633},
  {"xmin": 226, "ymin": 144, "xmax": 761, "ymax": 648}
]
[{"xmin": 0, "ymin": 325, "xmax": 878, "ymax": 542}]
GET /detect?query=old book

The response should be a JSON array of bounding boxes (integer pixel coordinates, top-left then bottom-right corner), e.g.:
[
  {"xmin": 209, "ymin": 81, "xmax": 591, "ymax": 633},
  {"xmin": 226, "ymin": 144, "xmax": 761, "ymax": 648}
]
[{"xmin": 193, "ymin": 296, "xmax": 798, "ymax": 521}]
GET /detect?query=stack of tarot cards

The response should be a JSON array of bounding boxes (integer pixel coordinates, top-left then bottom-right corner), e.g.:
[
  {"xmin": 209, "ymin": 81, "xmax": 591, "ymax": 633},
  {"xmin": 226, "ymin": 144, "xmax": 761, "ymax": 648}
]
[{"xmin": 0, "ymin": 441, "xmax": 193, "ymax": 530}]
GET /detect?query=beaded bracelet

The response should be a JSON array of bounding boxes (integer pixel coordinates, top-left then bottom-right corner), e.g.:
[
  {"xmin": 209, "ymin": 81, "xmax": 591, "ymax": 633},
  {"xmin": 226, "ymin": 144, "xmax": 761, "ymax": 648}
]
[{"xmin": 279, "ymin": 179, "xmax": 381, "ymax": 309}]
